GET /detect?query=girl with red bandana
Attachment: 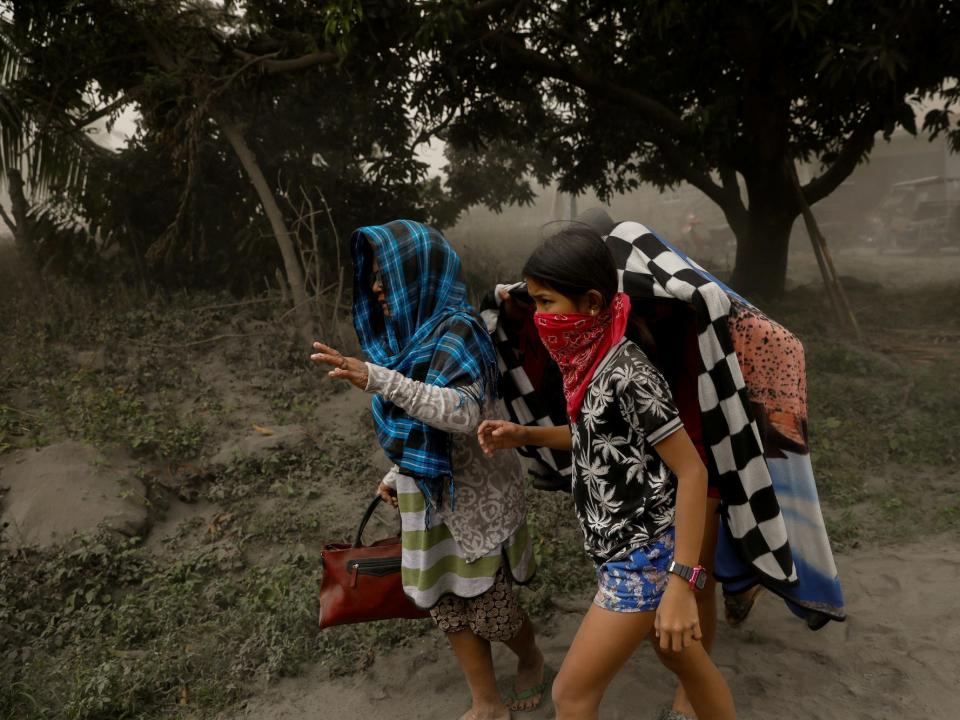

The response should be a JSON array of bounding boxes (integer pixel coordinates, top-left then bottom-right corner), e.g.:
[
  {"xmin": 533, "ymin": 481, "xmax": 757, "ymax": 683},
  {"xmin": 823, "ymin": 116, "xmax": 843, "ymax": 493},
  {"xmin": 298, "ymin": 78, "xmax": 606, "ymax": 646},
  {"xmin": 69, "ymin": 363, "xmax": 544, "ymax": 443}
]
[{"xmin": 478, "ymin": 227, "xmax": 736, "ymax": 720}]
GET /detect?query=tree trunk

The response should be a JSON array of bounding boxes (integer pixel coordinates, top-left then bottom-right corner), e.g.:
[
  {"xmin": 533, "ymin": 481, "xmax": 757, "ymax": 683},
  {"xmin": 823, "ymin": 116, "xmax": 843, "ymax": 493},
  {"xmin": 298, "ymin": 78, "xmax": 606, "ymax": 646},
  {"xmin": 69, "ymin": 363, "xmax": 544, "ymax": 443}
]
[
  {"xmin": 5, "ymin": 168, "xmax": 37, "ymax": 268},
  {"xmin": 727, "ymin": 210, "xmax": 796, "ymax": 298},
  {"xmin": 217, "ymin": 117, "xmax": 314, "ymax": 345},
  {"xmin": 726, "ymin": 166, "xmax": 798, "ymax": 299}
]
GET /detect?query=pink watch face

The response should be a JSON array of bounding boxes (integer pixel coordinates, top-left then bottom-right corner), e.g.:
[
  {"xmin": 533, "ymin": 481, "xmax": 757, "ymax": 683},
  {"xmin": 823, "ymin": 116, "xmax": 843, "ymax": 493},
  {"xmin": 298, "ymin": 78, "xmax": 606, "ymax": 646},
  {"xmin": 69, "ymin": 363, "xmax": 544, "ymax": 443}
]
[{"xmin": 689, "ymin": 565, "xmax": 707, "ymax": 591}]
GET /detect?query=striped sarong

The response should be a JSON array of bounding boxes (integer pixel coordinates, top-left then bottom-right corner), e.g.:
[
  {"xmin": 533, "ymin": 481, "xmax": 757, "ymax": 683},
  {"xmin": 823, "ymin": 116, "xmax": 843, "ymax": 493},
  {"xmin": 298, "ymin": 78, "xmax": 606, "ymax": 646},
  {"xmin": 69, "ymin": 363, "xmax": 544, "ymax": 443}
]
[{"xmin": 396, "ymin": 473, "xmax": 535, "ymax": 609}]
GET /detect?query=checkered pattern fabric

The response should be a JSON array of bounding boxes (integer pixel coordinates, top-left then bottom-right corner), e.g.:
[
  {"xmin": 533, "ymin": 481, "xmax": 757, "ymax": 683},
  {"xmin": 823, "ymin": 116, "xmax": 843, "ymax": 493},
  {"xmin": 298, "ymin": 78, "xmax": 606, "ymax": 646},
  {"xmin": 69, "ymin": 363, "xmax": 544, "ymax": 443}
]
[
  {"xmin": 485, "ymin": 222, "xmax": 797, "ymax": 585},
  {"xmin": 480, "ymin": 284, "xmax": 573, "ymax": 485},
  {"xmin": 608, "ymin": 222, "xmax": 796, "ymax": 584}
]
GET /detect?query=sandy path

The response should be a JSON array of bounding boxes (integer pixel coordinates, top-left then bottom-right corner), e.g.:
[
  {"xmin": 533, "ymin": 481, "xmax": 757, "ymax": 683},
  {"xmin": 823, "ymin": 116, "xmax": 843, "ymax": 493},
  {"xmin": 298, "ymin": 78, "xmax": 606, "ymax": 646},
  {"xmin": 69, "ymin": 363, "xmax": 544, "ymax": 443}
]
[{"xmin": 234, "ymin": 536, "xmax": 960, "ymax": 720}]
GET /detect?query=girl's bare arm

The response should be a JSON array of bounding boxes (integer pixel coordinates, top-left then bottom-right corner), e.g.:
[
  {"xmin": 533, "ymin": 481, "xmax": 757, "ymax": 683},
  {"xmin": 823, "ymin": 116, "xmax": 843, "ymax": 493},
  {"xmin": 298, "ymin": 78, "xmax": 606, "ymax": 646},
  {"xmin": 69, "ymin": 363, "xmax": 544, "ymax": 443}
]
[
  {"xmin": 652, "ymin": 428, "xmax": 709, "ymax": 652},
  {"xmin": 477, "ymin": 420, "xmax": 572, "ymax": 455}
]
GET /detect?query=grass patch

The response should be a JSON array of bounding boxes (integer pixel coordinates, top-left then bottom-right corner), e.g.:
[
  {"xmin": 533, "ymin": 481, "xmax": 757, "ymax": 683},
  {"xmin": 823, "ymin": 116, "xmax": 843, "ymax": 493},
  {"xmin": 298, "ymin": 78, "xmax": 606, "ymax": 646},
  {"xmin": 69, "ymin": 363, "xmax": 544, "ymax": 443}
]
[
  {"xmin": 0, "ymin": 442, "xmax": 592, "ymax": 720},
  {"xmin": 765, "ymin": 282, "xmax": 960, "ymax": 549},
  {"xmin": 201, "ymin": 447, "xmax": 377, "ymax": 548},
  {"xmin": 0, "ymin": 532, "xmax": 431, "ymax": 720},
  {"xmin": 771, "ymin": 285, "xmax": 960, "ymax": 460},
  {"xmin": 519, "ymin": 490, "xmax": 595, "ymax": 616}
]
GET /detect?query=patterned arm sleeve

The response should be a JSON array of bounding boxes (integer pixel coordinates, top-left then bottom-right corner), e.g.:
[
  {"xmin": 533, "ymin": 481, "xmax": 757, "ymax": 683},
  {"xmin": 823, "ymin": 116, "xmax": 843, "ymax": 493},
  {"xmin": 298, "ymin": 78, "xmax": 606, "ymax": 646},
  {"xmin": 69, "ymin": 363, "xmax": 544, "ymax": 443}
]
[
  {"xmin": 364, "ymin": 363, "xmax": 482, "ymax": 434},
  {"xmin": 621, "ymin": 359, "xmax": 684, "ymax": 446}
]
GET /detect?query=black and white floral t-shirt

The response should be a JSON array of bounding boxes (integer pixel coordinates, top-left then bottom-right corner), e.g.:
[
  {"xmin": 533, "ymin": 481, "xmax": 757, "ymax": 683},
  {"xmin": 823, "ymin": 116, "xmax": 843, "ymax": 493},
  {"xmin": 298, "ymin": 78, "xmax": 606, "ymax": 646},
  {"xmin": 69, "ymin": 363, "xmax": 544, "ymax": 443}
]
[{"xmin": 571, "ymin": 338, "xmax": 683, "ymax": 562}]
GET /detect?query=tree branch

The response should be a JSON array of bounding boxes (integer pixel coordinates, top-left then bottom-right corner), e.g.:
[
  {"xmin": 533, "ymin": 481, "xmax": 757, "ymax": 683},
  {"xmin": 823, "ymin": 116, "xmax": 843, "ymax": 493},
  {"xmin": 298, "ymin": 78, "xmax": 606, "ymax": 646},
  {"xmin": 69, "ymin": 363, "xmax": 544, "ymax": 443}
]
[
  {"xmin": 490, "ymin": 33, "xmax": 690, "ymax": 141},
  {"xmin": 463, "ymin": 0, "xmax": 527, "ymax": 21},
  {"xmin": 464, "ymin": 21, "xmax": 746, "ymax": 214},
  {"xmin": 615, "ymin": 124, "xmax": 727, "ymax": 209},
  {"xmin": 0, "ymin": 203, "xmax": 16, "ymax": 234},
  {"xmin": 488, "ymin": 31, "xmax": 735, "ymax": 204},
  {"xmin": 677, "ymin": 161, "xmax": 732, "ymax": 210},
  {"xmin": 232, "ymin": 49, "xmax": 338, "ymax": 74},
  {"xmin": 412, "ymin": 105, "xmax": 459, "ymax": 148},
  {"xmin": 718, "ymin": 163, "xmax": 747, "ymax": 214},
  {"xmin": 73, "ymin": 94, "xmax": 133, "ymax": 129},
  {"xmin": 719, "ymin": 164, "xmax": 737, "ymax": 195},
  {"xmin": 803, "ymin": 116, "xmax": 879, "ymax": 206}
]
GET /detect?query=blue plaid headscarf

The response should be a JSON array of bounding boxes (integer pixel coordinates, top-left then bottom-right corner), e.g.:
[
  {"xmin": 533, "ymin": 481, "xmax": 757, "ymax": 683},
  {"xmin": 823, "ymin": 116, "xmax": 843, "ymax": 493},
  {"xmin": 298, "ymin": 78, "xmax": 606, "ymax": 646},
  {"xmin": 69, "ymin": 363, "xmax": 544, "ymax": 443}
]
[{"xmin": 351, "ymin": 220, "xmax": 498, "ymax": 514}]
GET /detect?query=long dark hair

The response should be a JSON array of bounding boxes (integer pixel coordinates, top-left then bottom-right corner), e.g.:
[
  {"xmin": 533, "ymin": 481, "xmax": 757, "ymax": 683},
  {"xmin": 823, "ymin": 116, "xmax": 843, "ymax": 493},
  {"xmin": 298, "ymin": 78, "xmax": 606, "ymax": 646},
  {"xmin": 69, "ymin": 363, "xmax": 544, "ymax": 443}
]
[{"xmin": 521, "ymin": 225, "xmax": 618, "ymax": 306}]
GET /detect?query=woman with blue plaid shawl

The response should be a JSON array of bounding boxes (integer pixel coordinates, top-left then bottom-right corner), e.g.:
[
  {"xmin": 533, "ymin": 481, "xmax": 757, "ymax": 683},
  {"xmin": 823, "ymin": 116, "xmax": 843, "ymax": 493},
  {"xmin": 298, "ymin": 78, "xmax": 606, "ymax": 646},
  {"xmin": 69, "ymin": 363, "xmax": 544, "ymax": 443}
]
[{"xmin": 310, "ymin": 220, "xmax": 548, "ymax": 719}]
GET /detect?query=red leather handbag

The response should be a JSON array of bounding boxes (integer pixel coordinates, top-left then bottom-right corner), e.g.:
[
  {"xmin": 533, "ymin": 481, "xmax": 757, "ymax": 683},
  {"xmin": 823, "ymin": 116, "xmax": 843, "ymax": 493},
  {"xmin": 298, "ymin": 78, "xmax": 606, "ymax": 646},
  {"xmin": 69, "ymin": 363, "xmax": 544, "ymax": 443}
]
[{"xmin": 319, "ymin": 495, "xmax": 430, "ymax": 628}]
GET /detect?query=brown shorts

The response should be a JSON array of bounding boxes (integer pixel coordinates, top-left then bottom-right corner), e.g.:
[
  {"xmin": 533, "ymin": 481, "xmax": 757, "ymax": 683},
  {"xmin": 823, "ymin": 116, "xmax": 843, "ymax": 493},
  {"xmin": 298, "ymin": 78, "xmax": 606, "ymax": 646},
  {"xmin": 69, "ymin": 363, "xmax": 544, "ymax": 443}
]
[{"xmin": 429, "ymin": 567, "xmax": 525, "ymax": 643}]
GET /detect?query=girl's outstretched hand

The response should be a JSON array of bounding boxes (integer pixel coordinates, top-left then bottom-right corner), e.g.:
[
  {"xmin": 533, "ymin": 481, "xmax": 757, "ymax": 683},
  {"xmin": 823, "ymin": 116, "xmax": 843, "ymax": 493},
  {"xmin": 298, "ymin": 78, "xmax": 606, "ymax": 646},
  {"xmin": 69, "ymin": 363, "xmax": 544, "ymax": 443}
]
[
  {"xmin": 310, "ymin": 341, "xmax": 369, "ymax": 390},
  {"xmin": 477, "ymin": 420, "xmax": 528, "ymax": 457},
  {"xmin": 654, "ymin": 579, "xmax": 703, "ymax": 653}
]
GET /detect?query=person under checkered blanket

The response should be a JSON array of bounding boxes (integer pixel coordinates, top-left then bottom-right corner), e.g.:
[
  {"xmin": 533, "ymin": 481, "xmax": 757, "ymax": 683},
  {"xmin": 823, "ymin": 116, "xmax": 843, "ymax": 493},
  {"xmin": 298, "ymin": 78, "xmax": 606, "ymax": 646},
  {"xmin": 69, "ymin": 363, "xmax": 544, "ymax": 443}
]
[
  {"xmin": 478, "ymin": 224, "xmax": 736, "ymax": 720},
  {"xmin": 483, "ymin": 209, "xmax": 845, "ymax": 719}
]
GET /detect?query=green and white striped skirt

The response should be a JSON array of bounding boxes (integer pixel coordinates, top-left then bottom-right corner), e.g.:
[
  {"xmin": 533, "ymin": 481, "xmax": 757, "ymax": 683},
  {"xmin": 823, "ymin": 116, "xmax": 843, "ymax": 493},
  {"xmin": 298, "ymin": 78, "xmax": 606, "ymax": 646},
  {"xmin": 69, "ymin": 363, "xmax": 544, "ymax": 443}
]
[{"xmin": 396, "ymin": 476, "xmax": 536, "ymax": 609}]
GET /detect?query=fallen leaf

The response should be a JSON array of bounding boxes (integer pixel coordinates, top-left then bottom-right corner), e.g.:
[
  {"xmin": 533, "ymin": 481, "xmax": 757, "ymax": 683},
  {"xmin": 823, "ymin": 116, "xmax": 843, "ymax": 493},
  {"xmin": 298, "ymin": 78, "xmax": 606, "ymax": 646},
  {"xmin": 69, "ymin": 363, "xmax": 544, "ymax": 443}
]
[{"xmin": 207, "ymin": 512, "xmax": 235, "ymax": 536}]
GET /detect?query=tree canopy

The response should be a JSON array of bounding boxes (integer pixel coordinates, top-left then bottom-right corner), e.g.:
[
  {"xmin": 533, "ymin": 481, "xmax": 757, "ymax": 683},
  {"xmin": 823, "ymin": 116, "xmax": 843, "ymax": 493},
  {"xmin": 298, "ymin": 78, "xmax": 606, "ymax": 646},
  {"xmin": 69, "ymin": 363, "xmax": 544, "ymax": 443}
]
[
  {"xmin": 420, "ymin": 0, "xmax": 960, "ymax": 296},
  {"xmin": 0, "ymin": 1, "xmax": 454, "ymax": 291},
  {"xmin": 4, "ymin": 0, "xmax": 960, "ymax": 301}
]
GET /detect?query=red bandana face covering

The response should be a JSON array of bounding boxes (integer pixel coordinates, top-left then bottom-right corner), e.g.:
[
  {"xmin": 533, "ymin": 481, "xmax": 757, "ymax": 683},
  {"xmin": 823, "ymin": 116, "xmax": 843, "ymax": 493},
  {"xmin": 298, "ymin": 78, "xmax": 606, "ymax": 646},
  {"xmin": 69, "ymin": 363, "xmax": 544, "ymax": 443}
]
[{"xmin": 534, "ymin": 292, "xmax": 632, "ymax": 422}]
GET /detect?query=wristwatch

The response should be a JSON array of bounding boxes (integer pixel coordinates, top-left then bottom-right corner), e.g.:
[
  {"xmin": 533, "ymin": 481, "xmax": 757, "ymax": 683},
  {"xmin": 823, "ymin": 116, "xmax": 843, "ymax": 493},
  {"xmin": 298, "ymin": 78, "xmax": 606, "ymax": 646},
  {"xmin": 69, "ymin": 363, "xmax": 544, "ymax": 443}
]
[{"xmin": 668, "ymin": 560, "xmax": 708, "ymax": 591}]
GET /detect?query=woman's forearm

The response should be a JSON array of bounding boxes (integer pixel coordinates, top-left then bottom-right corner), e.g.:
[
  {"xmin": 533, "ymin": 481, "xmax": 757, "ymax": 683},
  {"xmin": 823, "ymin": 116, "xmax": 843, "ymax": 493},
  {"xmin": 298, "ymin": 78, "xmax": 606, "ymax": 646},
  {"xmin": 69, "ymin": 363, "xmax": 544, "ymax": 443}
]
[{"xmin": 364, "ymin": 362, "xmax": 481, "ymax": 433}]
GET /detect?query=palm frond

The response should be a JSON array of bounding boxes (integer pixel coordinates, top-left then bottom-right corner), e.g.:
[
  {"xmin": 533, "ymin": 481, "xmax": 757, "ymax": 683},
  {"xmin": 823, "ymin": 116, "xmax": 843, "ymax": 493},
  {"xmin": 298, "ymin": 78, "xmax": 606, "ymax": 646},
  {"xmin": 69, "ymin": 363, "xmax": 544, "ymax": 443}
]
[{"xmin": 0, "ymin": 7, "xmax": 100, "ymax": 198}]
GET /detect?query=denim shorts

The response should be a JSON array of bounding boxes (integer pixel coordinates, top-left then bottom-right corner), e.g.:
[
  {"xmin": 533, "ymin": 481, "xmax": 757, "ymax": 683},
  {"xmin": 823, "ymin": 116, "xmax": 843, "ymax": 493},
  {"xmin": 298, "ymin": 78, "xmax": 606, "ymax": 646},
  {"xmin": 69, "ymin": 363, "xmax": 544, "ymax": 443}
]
[{"xmin": 593, "ymin": 528, "xmax": 676, "ymax": 613}]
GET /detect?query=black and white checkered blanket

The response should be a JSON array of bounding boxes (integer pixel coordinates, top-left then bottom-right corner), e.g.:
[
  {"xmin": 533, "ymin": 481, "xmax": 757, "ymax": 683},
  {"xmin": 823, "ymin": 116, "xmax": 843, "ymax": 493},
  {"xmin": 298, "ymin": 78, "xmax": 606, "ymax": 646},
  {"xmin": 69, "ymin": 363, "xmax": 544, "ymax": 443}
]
[
  {"xmin": 480, "ymin": 282, "xmax": 574, "ymax": 487},
  {"xmin": 484, "ymin": 221, "xmax": 797, "ymax": 586}
]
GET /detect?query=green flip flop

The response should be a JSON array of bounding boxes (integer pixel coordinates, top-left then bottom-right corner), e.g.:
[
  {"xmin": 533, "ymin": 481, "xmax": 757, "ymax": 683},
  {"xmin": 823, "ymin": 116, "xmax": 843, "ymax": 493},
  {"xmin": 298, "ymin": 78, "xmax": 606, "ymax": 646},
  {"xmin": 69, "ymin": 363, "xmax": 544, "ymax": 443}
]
[{"xmin": 506, "ymin": 668, "xmax": 554, "ymax": 712}]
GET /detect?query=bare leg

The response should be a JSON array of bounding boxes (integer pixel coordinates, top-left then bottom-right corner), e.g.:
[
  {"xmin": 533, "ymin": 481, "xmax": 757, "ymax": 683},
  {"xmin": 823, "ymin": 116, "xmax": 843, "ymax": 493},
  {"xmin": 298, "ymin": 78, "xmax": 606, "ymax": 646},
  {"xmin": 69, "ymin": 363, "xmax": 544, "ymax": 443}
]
[
  {"xmin": 671, "ymin": 497, "xmax": 721, "ymax": 717},
  {"xmin": 653, "ymin": 638, "xmax": 735, "ymax": 720},
  {"xmin": 552, "ymin": 603, "xmax": 657, "ymax": 720},
  {"xmin": 446, "ymin": 629, "xmax": 510, "ymax": 720},
  {"xmin": 502, "ymin": 615, "xmax": 546, "ymax": 711}
]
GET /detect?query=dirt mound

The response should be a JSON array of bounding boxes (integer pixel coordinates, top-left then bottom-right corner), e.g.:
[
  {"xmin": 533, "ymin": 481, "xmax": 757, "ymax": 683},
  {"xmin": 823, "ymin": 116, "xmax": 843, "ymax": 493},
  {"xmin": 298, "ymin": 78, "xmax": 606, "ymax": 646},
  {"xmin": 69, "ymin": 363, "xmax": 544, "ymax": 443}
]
[
  {"xmin": 0, "ymin": 441, "xmax": 148, "ymax": 549},
  {"xmin": 209, "ymin": 424, "xmax": 313, "ymax": 466}
]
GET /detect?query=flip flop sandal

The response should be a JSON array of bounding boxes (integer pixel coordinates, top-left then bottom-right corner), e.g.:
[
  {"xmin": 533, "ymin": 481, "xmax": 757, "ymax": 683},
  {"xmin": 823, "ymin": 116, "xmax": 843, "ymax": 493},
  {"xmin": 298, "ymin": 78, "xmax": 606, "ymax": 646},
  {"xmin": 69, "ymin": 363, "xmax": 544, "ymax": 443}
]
[
  {"xmin": 723, "ymin": 585, "xmax": 765, "ymax": 627},
  {"xmin": 506, "ymin": 668, "xmax": 554, "ymax": 712}
]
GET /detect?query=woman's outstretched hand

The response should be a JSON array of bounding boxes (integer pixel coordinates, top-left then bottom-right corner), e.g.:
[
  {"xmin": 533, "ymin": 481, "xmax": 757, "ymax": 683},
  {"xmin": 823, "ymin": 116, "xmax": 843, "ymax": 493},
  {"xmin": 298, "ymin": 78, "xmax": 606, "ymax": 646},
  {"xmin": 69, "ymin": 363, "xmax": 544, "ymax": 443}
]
[
  {"xmin": 477, "ymin": 420, "xmax": 528, "ymax": 457},
  {"xmin": 310, "ymin": 341, "xmax": 369, "ymax": 390}
]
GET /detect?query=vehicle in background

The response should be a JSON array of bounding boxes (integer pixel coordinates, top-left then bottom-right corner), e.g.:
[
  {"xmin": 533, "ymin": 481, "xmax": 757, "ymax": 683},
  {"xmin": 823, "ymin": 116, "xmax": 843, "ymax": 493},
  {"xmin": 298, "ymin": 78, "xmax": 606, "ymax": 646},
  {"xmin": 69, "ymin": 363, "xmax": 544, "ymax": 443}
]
[{"xmin": 869, "ymin": 176, "xmax": 960, "ymax": 253}]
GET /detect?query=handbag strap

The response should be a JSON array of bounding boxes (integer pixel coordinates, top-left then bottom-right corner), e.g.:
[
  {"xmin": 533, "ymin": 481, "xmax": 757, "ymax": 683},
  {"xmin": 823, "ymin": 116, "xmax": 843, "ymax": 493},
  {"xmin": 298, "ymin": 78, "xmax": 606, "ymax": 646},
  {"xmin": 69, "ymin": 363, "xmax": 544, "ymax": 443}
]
[{"xmin": 352, "ymin": 495, "xmax": 386, "ymax": 548}]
